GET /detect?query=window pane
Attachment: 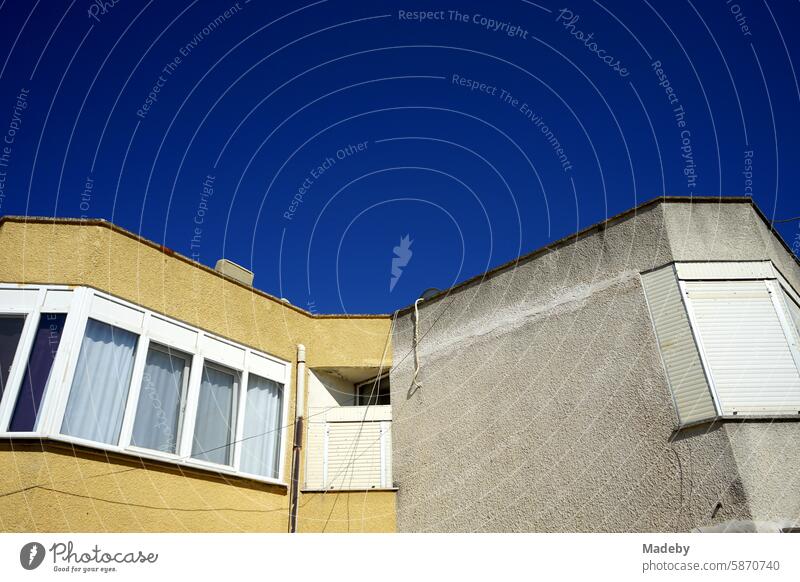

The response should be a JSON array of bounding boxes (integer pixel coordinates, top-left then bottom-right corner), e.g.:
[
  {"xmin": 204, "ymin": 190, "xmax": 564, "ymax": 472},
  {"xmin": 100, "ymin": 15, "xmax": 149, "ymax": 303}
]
[
  {"xmin": 130, "ymin": 346, "xmax": 187, "ymax": 453},
  {"xmin": 358, "ymin": 375, "xmax": 390, "ymax": 406},
  {"xmin": 9, "ymin": 314, "xmax": 66, "ymax": 431},
  {"xmin": 0, "ymin": 315, "xmax": 25, "ymax": 401},
  {"xmin": 192, "ymin": 364, "xmax": 236, "ymax": 465},
  {"xmin": 61, "ymin": 319, "xmax": 138, "ymax": 444},
  {"xmin": 240, "ymin": 375, "xmax": 283, "ymax": 478}
]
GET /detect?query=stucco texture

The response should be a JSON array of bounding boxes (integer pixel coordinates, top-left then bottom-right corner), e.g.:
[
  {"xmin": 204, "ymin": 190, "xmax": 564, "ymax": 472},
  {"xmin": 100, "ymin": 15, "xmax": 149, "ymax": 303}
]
[
  {"xmin": 390, "ymin": 199, "xmax": 800, "ymax": 532},
  {"xmin": 297, "ymin": 491, "xmax": 396, "ymax": 532},
  {"xmin": 0, "ymin": 218, "xmax": 394, "ymax": 533},
  {"xmin": 0, "ymin": 442, "xmax": 289, "ymax": 532}
]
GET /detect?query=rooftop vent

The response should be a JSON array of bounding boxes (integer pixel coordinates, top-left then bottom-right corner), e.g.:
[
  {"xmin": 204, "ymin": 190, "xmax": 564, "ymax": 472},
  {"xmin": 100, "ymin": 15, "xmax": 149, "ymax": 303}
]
[{"xmin": 214, "ymin": 259, "xmax": 254, "ymax": 286}]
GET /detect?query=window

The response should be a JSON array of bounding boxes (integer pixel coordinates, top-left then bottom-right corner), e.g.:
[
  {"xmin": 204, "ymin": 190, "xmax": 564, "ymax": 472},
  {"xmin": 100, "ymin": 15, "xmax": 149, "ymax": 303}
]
[
  {"xmin": 240, "ymin": 375, "xmax": 283, "ymax": 478},
  {"xmin": 192, "ymin": 363, "xmax": 238, "ymax": 466},
  {"xmin": 0, "ymin": 284, "xmax": 289, "ymax": 484},
  {"xmin": 61, "ymin": 319, "xmax": 138, "ymax": 444},
  {"xmin": 356, "ymin": 374, "xmax": 390, "ymax": 406},
  {"xmin": 0, "ymin": 315, "xmax": 25, "ymax": 400},
  {"xmin": 131, "ymin": 344, "xmax": 190, "ymax": 454},
  {"xmin": 683, "ymin": 278, "xmax": 800, "ymax": 416},
  {"xmin": 9, "ymin": 313, "xmax": 67, "ymax": 432}
]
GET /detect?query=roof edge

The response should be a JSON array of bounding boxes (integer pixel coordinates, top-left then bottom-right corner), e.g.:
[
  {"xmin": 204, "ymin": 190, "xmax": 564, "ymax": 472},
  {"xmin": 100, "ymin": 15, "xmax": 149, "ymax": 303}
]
[
  {"xmin": 394, "ymin": 195, "xmax": 792, "ymax": 316},
  {"xmin": 0, "ymin": 215, "xmax": 391, "ymax": 320},
  {"xmin": 4, "ymin": 196, "xmax": 794, "ymax": 320}
]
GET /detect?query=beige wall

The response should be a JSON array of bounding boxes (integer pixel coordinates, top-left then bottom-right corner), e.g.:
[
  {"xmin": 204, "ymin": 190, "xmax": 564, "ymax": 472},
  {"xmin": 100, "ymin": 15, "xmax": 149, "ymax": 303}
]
[
  {"xmin": 0, "ymin": 218, "xmax": 394, "ymax": 533},
  {"xmin": 297, "ymin": 491, "xmax": 396, "ymax": 533},
  {"xmin": 0, "ymin": 442, "xmax": 289, "ymax": 532}
]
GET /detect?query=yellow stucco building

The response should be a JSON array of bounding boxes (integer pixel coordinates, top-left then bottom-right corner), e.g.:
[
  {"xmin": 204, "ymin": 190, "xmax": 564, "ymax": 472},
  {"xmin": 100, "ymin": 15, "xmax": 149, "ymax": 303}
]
[{"xmin": 0, "ymin": 216, "xmax": 396, "ymax": 532}]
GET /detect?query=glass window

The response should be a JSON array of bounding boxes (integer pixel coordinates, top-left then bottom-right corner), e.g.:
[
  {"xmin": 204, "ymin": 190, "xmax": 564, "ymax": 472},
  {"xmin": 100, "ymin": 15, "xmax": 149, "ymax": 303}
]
[
  {"xmin": 191, "ymin": 363, "xmax": 237, "ymax": 465},
  {"xmin": 9, "ymin": 313, "xmax": 67, "ymax": 431},
  {"xmin": 357, "ymin": 374, "xmax": 390, "ymax": 406},
  {"xmin": 130, "ymin": 344, "xmax": 189, "ymax": 454},
  {"xmin": 0, "ymin": 315, "xmax": 25, "ymax": 401},
  {"xmin": 61, "ymin": 319, "xmax": 138, "ymax": 444},
  {"xmin": 240, "ymin": 375, "xmax": 283, "ymax": 478}
]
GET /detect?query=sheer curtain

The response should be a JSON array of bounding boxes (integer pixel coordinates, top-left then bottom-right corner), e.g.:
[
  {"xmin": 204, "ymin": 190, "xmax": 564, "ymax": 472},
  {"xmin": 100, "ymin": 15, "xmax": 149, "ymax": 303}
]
[
  {"xmin": 61, "ymin": 319, "xmax": 137, "ymax": 444},
  {"xmin": 191, "ymin": 364, "xmax": 236, "ymax": 465},
  {"xmin": 131, "ymin": 346, "xmax": 186, "ymax": 453},
  {"xmin": 240, "ymin": 375, "xmax": 283, "ymax": 478}
]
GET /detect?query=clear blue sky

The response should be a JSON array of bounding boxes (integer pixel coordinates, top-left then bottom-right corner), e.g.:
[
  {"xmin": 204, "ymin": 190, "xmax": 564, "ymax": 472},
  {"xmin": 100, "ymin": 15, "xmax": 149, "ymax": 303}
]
[{"xmin": 1, "ymin": 0, "xmax": 798, "ymax": 314}]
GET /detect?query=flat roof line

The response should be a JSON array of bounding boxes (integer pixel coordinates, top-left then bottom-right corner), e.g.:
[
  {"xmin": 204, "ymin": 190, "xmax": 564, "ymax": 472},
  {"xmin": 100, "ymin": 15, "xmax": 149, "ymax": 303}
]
[
  {"xmin": 4, "ymin": 196, "xmax": 794, "ymax": 319},
  {"xmin": 393, "ymin": 195, "xmax": 794, "ymax": 316},
  {"xmin": 0, "ymin": 215, "xmax": 390, "ymax": 320}
]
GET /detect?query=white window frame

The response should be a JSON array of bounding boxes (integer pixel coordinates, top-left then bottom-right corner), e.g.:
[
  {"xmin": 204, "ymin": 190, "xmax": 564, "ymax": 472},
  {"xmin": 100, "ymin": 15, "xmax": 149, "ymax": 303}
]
[
  {"xmin": 0, "ymin": 283, "xmax": 291, "ymax": 486},
  {"xmin": 678, "ymin": 263, "xmax": 800, "ymax": 419},
  {"xmin": 0, "ymin": 312, "xmax": 28, "ymax": 401},
  {"xmin": 0, "ymin": 285, "xmax": 80, "ymax": 435}
]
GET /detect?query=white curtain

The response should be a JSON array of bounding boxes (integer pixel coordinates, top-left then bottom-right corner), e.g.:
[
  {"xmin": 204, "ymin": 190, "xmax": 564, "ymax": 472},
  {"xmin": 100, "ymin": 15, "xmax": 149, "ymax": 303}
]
[
  {"xmin": 191, "ymin": 365, "xmax": 235, "ymax": 465},
  {"xmin": 131, "ymin": 347, "xmax": 185, "ymax": 453},
  {"xmin": 61, "ymin": 319, "xmax": 137, "ymax": 445},
  {"xmin": 240, "ymin": 375, "xmax": 283, "ymax": 478}
]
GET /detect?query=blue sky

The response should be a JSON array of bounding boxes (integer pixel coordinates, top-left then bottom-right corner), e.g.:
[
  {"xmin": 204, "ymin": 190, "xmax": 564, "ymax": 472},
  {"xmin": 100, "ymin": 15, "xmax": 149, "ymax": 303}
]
[{"xmin": 1, "ymin": 0, "xmax": 798, "ymax": 314}]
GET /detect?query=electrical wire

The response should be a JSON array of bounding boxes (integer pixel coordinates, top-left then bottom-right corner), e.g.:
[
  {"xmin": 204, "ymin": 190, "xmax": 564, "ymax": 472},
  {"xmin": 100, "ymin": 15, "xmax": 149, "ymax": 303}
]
[{"xmin": 412, "ymin": 297, "xmax": 423, "ymax": 391}]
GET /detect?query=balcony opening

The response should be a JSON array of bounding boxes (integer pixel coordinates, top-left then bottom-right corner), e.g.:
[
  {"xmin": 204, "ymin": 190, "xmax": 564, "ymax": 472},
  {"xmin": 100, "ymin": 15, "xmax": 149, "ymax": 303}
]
[{"xmin": 304, "ymin": 367, "xmax": 392, "ymax": 491}]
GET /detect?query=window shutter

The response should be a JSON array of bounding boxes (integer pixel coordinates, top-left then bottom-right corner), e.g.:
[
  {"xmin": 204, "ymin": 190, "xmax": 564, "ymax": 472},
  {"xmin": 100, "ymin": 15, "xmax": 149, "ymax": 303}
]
[
  {"xmin": 325, "ymin": 421, "xmax": 384, "ymax": 489},
  {"xmin": 640, "ymin": 266, "xmax": 717, "ymax": 425},
  {"xmin": 783, "ymin": 289, "xmax": 800, "ymax": 335},
  {"xmin": 684, "ymin": 280, "xmax": 800, "ymax": 416}
]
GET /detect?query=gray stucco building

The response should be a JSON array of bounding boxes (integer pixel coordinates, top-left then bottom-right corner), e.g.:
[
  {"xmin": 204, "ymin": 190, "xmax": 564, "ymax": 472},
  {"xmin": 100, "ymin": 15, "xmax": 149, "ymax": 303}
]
[{"xmin": 390, "ymin": 197, "xmax": 800, "ymax": 532}]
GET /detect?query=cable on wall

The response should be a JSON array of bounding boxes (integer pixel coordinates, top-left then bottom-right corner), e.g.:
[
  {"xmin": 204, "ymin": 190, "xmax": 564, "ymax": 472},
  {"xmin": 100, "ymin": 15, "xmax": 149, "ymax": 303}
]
[{"xmin": 412, "ymin": 298, "xmax": 423, "ymax": 392}]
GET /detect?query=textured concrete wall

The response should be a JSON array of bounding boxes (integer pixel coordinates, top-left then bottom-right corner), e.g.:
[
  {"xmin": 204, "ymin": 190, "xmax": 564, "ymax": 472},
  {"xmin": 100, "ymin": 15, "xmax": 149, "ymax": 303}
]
[
  {"xmin": 391, "ymin": 199, "xmax": 800, "ymax": 532},
  {"xmin": 724, "ymin": 422, "xmax": 800, "ymax": 524},
  {"xmin": 664, "ymin": 202, "xmax": 800, "ymax": 528},
  {"xmin": 662, "ymin": 201, "xmax": 800, "ymax": 291},
  {"xmin": 0, "ymin": 218, "xmax": 394, "ymax": 533}
]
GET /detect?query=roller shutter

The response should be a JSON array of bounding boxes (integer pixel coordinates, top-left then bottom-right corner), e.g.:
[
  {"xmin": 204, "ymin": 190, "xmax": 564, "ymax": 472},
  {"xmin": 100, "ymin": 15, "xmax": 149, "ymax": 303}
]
[
  {"xmin": 683, "ymin": 280, "xmax": 800, "ymax": 416},
  {"xmin": 325, "ymin": 421, "xmax": 386, "ymax": 489}
]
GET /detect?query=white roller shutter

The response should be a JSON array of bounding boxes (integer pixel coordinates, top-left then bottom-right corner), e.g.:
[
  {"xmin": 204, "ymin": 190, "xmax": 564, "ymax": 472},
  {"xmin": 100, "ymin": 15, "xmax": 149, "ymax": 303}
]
[
  {"xmin": 324, "ymin": 421, "xmax": 385, "ymax": 489},
  {"xmin": 683, "ymin": 280, "xmax": 800, "ymax": 416}
]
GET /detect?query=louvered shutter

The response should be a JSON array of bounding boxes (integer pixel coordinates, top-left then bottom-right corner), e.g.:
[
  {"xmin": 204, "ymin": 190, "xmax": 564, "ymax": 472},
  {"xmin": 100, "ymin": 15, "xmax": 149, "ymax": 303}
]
[
  {"xmin": 325, "ymin": 421, "xmax": 384, "ymax": 489},
  {"xmin": 783, "ymin": 289, "xmax": 800, "ymax": 335},
  {"xmin": 641, "ymin": 266, "xmax": 717, "ymax": 425},
  {"xmin": 684, "ymin": 280, "xmax": 800, "ymax": 415}
]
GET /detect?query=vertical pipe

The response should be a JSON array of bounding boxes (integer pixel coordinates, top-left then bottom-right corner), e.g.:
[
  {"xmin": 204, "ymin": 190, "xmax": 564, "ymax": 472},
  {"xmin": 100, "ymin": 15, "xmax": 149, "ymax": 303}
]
[{"xmin": 288, "ymin": 344, "xmax": 306, "ymax": 533}]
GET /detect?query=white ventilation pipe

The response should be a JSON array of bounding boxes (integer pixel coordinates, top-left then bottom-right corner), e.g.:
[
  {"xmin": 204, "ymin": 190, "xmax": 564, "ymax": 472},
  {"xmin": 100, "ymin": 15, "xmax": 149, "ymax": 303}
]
[
  {"xmin": 289, "ymin": 344, "xmax": 306, "ymax": 533},
  {"xmin": 295, "ymin": 344, "xmax": 306, "ymax": 421}
]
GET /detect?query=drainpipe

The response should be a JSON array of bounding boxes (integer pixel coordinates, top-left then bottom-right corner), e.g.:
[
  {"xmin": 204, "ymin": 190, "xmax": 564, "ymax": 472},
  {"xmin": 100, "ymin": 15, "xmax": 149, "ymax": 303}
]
[{"xmin": 288, "ymin": 344, "xmax": 306, "ymax": 533}]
